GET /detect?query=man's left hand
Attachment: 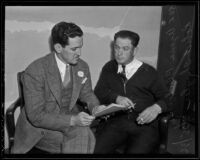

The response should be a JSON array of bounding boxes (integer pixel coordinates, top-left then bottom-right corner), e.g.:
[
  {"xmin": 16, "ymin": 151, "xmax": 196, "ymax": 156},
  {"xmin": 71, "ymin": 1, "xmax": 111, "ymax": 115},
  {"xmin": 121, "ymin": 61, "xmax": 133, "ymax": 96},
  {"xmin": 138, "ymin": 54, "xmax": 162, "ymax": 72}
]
[{"xmin": 136, "ymin": 104, "xmax": 161, "ymax": 125}]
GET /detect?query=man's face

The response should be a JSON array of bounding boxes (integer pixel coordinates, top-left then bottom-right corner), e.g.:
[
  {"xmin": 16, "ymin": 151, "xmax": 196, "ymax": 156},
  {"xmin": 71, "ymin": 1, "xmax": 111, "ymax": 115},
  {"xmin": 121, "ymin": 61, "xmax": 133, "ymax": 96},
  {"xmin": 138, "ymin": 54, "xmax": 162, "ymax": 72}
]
[
  {"xmin": 114, "ymin": 37, "xmax": 135, "ymax": 65},
  {"xmin": 57, "ymin": 36, "xmax": 83, "ymax": 65}
]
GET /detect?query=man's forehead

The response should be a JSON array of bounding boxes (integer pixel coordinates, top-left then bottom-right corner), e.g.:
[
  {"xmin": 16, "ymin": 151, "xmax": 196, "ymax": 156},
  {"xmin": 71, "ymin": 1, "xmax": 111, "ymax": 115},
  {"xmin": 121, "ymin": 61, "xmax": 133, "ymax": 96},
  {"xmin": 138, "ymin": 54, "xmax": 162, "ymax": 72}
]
[
  {"xmin": 115, "ymin": 38, "xmax": 132, "ymax": 46},
  {"xmin": 68, "ymin": 36, "xmax": 83, "ymax": 46}
]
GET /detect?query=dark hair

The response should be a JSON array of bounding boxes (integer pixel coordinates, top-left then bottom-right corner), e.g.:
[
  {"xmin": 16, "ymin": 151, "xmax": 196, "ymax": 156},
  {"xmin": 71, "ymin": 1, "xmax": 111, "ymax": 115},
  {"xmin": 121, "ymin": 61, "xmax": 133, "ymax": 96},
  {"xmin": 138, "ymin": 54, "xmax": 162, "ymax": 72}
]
[
  {"xmin": 51, "ymin": 21, "xmax": 83, "ymax": 47},
  {"xmin": 114, "ymin": 30, "xmax": 140, "ymax": 47}
]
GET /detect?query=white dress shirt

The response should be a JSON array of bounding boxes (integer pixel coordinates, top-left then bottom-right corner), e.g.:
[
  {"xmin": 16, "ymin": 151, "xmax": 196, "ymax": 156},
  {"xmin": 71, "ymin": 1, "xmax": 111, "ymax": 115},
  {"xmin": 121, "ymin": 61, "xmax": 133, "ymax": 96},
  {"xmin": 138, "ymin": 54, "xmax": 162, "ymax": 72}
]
[
  {"xmin": 117, "ymin": 58, "xmax": 143, "ymax": 80},
  {"xmin": 54, "ymin": 53, "xmax": 70, "ymax": 82}
]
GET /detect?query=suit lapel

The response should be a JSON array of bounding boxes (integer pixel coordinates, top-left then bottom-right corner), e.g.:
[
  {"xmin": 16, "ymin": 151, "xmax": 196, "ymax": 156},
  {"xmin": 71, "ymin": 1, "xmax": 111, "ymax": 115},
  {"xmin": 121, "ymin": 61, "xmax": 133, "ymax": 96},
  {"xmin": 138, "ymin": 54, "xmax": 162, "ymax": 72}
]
[
  {"xmin": 69, "ymin": 64, "xmax": 82, "ymax": 110},
  {"xmin": 45, "ymin": 53, "xmax": 62, "ymax": 107},
  {"xmin": 44, "ymin": 54, "xmax": 84, "ymax": 110}
]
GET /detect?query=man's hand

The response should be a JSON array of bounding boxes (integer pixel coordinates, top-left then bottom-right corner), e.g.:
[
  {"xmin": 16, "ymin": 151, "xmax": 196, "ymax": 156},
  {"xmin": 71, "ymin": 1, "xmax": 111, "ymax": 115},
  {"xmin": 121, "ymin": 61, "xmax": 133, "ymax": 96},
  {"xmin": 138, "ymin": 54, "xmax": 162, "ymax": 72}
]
[
  {"xmin": 71, "ymin": 112, "xmax": 95, "ymax": 126},
  {"xmin": 116, "ymin": 95, "xmax": 135, "ymax": 110},
  {"xmin": 136, "ymin": 104, "xmax": 162, "ymax": 125}
]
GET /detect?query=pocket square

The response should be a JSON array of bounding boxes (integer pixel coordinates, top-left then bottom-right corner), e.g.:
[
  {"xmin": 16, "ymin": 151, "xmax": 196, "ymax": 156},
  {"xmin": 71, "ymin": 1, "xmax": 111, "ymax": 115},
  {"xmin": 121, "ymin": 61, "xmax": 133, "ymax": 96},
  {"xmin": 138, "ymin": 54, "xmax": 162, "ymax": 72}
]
[{"xmin": 81, "ymin": 77, "xmax": 87, "ymax": 84}]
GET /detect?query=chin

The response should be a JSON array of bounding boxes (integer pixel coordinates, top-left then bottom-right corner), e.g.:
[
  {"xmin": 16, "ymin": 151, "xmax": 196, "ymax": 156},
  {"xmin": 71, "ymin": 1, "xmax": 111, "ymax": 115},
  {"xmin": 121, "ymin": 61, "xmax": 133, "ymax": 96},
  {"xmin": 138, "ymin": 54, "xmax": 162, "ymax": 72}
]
[
  {"xmin": 116, "ymin": 59, "xmax": 125, "ymax": 64},
  {"xmin": 71, "ymin": 60, "xmax": 79, "ymax": 65}
]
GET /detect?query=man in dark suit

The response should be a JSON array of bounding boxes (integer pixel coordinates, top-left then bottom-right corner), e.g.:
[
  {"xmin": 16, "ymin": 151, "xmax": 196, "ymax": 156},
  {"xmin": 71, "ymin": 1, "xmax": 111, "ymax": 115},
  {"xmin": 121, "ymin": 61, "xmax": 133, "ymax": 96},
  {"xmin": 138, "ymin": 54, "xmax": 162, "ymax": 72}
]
[
  {"xmin": 12, "ymin": 21, "xmax": 100, "ymax": 154},
  {"xmin": 94, "ymin": 30, "xmax": 171, "ymax": 154}
]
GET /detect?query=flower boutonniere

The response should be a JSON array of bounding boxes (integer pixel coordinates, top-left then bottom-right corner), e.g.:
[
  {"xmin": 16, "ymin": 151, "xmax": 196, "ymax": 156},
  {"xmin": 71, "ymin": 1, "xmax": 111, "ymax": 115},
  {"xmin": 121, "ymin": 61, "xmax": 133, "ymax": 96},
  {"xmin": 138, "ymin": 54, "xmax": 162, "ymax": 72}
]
[
  {"xmin": 77, "ymin": 71, "xmax": 87, "ymax": 84},
  {"xmin": 77, "ymin": 71, "xmax": 84, "ymax": 77}
]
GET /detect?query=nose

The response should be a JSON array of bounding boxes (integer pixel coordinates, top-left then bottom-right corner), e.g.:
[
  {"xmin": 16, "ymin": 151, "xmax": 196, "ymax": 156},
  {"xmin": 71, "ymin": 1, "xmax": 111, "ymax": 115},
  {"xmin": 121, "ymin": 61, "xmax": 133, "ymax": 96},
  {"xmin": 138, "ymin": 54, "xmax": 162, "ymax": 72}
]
[
  {"xmin": 117, "ymin": 49, "xmax": 123, "ymax": 56},
  {"xmin": 76, "ymin": 48, "xmax": 81, "ymax": 56}
]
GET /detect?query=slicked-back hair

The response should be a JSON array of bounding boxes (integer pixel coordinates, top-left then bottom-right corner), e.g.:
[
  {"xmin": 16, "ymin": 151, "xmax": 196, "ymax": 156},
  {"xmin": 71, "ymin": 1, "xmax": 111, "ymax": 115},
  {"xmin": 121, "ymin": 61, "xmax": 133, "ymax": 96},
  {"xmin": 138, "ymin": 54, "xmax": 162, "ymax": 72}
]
[
  {"xmin": 114, "ymin": 30, "xmax": 140, "ymax": 47},
  {"xmin": 51, "ymin": 21, "xmax": 83, "ymax": 47}
]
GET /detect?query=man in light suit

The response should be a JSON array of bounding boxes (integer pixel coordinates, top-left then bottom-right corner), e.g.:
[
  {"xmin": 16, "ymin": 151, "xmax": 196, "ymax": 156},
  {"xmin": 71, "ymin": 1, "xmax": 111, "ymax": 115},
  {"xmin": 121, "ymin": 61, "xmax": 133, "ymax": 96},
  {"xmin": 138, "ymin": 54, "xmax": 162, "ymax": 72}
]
[{"xmin": 12, "ymin": 21, "xmax": 100, "ymax": 154}]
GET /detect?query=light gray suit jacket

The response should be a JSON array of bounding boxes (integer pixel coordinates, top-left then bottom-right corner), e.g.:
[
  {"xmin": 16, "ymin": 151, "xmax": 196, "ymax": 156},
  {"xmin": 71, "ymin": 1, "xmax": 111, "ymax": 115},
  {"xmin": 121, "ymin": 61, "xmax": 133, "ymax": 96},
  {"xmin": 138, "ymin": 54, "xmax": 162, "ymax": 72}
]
[{"xmin": 12, "ymin": 53, "xmax": 99, "ymax": 153}]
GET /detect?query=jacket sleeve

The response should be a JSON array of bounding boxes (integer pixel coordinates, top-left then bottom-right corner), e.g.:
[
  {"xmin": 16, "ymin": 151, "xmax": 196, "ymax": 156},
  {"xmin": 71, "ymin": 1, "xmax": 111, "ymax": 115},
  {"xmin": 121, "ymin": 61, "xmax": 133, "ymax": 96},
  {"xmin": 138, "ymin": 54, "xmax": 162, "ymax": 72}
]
[
  {"xmin": 94, "ymin": 65, "xmax": 119, "ymax": 105},
  {"xmin": 23, "ymin": 66, "xmax": 71, "ymax": 133}
]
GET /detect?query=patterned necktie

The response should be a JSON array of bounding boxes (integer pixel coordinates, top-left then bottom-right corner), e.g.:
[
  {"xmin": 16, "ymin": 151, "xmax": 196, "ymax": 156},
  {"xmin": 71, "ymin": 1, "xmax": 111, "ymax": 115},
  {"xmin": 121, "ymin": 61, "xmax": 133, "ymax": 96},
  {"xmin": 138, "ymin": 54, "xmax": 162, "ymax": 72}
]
[
  {"xmin": 63, "ymin": 65, "xmax": 71, "ymax": 87},
  {"xmin": 121, "ymin": 65, "xmax": 127, "ymax": 81}
]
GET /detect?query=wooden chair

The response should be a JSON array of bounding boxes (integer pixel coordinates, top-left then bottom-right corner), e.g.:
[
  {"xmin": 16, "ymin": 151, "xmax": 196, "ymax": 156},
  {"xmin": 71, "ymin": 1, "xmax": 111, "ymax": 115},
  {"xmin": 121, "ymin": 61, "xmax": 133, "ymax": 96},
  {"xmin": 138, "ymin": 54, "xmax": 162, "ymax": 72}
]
[
  {"xmin": 5, "ymin": 71, "xmax": 174, "ymax": 154},
  {"xmin": 5, "ymin": 71, "xmax": 24, "ymax": 154}
]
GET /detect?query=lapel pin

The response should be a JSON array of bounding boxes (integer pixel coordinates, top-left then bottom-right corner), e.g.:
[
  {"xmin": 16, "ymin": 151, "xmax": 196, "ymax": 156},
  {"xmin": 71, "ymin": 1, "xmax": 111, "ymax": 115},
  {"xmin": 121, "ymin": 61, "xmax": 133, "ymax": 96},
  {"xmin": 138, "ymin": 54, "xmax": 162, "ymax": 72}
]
[{"xmin": 77, "ymin": 71, "xmax": 84, "ymax": 77}]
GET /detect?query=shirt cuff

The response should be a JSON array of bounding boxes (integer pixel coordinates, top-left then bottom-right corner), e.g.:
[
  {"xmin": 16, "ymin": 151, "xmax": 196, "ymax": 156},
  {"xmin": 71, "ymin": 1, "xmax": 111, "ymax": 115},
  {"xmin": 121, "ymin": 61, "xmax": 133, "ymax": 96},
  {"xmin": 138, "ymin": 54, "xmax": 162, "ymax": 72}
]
[
  {"xmin": 154, "ymin": 103, "xmax": 162, "ymax": 114},
  {"xmin": 70, "ymin": 116, "xmax": 75, "ymax": 126},
  {"xmin": 109, "ymin": 92, "xmax": 119, "ymax": 103}
]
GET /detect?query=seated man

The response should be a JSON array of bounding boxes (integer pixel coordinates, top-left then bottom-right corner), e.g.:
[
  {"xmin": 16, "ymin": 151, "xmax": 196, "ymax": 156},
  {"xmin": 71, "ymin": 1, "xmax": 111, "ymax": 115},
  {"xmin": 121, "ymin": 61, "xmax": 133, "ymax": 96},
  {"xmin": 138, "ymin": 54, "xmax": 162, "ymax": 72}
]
[
  {"xmin": 94, "ymin": 30, "xmax": 171, "ymax": 154},
  {"xmin": 12, "ymin": 21, "xmax": 101, "ymax": 154}
]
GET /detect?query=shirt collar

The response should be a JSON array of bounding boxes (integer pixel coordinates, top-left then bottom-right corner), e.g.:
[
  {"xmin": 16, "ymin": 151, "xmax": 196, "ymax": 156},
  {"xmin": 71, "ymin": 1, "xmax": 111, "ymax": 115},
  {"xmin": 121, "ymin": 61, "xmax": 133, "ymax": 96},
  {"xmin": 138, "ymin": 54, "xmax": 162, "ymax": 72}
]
[
  {"xmin": 54, "ymin": 52, "xmax": 69, "ymax": 74},
  {"xmin": 117, "ymin": 58, "xmax": 142, "ymax": 74}
]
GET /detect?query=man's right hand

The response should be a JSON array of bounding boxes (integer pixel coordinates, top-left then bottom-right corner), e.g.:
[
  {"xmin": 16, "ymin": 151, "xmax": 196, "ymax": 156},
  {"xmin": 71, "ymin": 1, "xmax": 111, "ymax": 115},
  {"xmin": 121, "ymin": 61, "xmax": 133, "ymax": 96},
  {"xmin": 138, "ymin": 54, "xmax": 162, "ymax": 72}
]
[
  {"xmin": 116, "ymin": 95, "xmax": 135, "ymax": 109},
  {"xmin": 70, "ymin": 112, "xmax": 95, "ymax": 126}
]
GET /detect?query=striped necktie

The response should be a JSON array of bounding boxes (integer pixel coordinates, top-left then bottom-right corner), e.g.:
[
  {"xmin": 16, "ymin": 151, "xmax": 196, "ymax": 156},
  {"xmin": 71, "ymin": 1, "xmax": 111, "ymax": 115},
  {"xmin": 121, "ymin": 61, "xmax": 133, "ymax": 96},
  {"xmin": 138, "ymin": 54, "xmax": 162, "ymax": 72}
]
[
  {"xmin": 63, "ymin": 65, "xmax": 71, "ymax": 87},
  {"xmin": 121, "ymin": 65, "xmax": 127, "ymax": 81}
]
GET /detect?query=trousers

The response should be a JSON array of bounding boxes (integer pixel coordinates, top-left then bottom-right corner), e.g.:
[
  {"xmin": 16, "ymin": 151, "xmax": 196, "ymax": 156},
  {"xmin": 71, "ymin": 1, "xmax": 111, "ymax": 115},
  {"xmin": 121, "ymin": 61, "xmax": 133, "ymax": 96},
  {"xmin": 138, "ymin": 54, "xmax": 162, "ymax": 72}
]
[
  {"xmin": 94, "ymin": 113, "xmax": 160, "ymax": 154},
  {"xmin": 26, "ymin": 147, "xmax": 51, "ymax": 154}
]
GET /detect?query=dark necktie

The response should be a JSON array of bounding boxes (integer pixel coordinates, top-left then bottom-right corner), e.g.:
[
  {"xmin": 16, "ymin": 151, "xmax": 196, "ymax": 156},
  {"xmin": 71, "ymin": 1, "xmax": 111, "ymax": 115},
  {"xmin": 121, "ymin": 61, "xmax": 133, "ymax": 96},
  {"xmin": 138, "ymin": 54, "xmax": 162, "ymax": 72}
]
[
  {"xmin": 121, "ymin": 65, "xmax": 127, "ymax": 81},
  {"xmin": 63, "ymin": 65, "xmax": 71, "ymax": 87}
]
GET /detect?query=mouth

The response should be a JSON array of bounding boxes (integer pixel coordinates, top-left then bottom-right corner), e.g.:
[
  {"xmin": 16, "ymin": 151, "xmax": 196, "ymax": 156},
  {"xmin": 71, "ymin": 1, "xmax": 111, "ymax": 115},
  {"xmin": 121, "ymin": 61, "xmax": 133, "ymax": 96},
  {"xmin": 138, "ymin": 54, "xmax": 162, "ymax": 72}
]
[
  {"xmin": 74, "ymin": 56, "xmax": 80, "ymax": 61},
  {"xmin": 116, "ymin": 57, "xmax": 123, "ymax": 61}
]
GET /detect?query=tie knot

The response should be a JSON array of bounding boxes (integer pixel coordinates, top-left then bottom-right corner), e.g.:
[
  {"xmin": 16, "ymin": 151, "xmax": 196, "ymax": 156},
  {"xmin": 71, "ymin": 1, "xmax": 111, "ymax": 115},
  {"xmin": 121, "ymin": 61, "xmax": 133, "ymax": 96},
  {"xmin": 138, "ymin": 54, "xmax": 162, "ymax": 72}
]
[
  {"xmin": 66, "ymin": 64, "xmax": 70, "ymax": 69},
  {"xmin": 65, "ymin": 64, "xmax": 70, "ymax": 72}
]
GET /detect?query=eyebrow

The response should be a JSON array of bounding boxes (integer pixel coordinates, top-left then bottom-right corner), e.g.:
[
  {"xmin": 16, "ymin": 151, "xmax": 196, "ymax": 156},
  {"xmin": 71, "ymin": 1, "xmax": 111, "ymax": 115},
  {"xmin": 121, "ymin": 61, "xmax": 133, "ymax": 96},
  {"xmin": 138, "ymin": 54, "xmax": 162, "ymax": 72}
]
[
  {"xmin": 114, "ymin": 44, "xmax": 131, "ymax": 48},
  {"xmin": 71, "ymin": 46, "xmax": 82, "ymax": 49}
]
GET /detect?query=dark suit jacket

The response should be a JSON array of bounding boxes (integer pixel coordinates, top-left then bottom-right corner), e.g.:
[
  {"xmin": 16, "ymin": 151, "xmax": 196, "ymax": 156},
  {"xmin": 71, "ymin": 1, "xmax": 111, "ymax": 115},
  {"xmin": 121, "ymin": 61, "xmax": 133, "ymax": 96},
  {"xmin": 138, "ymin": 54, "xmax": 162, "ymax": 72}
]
[{"xmin": 12, "ymin": 53, "xmax": 99, "ymax": 153}]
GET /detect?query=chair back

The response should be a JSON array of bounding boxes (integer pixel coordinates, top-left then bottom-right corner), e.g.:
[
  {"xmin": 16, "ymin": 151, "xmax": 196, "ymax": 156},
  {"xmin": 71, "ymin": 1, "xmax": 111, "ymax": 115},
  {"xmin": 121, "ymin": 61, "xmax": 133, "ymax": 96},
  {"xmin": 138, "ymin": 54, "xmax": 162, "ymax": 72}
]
[
  {"xmin": 5, "ymin": 71, "xmax": 25, "ymax": 153},
  {"xmin": 17, "ymin": 71, "xmax": 25, "ymax": 107}
]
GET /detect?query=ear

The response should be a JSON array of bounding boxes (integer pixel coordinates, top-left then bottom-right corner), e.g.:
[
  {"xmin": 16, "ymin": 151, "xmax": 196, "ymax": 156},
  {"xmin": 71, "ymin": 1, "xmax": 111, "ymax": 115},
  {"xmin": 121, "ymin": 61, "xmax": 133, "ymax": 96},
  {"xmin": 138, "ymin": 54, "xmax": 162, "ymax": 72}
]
[
  {"xmin": 54, "ymin": 43, "xmax": 63, "ymax": 53},
  {"xmin": 133, "ymin": 46, "xmax": 139, "ymax": 56}
]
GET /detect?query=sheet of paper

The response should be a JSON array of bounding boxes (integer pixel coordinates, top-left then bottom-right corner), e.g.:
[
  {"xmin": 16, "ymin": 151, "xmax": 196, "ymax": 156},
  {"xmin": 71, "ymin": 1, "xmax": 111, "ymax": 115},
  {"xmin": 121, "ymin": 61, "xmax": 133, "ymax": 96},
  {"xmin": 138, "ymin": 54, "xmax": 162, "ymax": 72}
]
[{"xmin": 93, "ymin": 103, "xmax": 125, "ymax": 117}]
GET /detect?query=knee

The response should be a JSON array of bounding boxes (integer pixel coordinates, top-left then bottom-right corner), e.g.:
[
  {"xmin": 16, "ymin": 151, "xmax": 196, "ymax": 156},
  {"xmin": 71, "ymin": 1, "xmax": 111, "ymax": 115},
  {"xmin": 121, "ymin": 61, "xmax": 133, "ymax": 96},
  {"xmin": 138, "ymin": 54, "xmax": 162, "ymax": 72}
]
[
  {"xmin": 94, "ymin": 145, "xmax": 110, "ymax": 154},
  {"xmin": 126, "ymin": 135, "xmax": 159, "ymax": 154}
]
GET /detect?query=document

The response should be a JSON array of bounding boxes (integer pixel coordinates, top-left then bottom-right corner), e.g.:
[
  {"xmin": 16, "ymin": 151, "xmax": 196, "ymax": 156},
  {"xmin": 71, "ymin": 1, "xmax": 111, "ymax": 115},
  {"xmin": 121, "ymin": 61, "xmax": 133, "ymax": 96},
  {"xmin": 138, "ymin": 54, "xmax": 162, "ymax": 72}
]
[{"xmin": 93, "ymin": 103, "xmax": 125, "ymax": 117}]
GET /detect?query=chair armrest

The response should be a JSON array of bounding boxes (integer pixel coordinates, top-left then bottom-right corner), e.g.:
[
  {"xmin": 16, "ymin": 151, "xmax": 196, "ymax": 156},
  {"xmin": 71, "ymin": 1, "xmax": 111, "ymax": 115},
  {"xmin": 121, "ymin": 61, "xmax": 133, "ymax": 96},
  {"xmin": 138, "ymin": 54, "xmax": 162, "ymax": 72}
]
[
  {"xmin": 6, "ymin": 97, "xmax": 22, "ymax": 153},
  {"xmin": 158, "ymin": 112, "xmax": 174, "ymax": 153}
]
